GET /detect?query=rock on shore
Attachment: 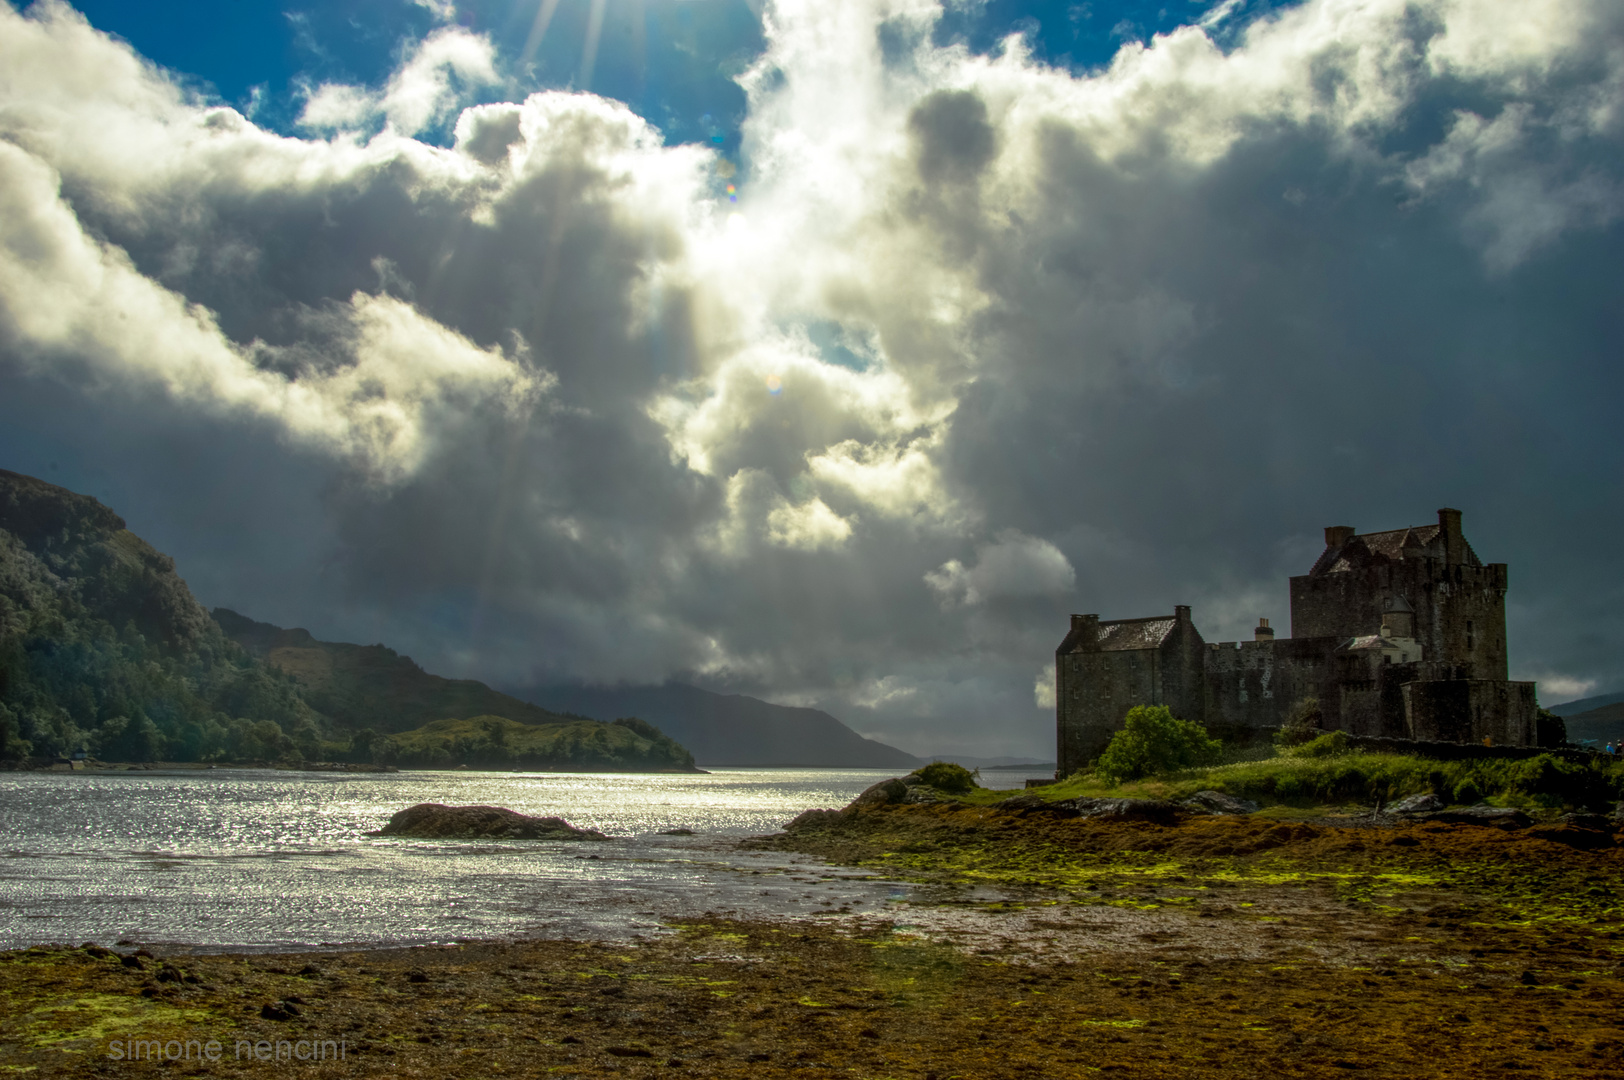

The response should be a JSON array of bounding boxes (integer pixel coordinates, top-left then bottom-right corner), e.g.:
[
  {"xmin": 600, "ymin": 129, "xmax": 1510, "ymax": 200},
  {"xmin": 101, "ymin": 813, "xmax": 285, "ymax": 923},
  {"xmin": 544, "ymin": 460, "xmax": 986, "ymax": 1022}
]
[{"xmin": 370, "ymin": 803, "xmax": 608, "ymax": 840}]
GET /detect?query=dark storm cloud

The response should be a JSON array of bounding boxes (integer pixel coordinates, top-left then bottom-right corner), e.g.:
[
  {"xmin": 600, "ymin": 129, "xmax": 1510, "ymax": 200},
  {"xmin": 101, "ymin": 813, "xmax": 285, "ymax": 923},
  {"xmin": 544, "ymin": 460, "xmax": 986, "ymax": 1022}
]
[{"xmin": 1, "ymin": 0, "xmax": 1621, "ymax": 756}]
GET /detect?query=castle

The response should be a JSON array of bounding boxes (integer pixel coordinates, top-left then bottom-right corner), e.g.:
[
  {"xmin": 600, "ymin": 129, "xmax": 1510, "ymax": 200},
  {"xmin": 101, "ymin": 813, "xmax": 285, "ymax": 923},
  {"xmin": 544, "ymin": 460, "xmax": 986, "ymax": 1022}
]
[{"xmin": 1053, "ymin": 509, "xmax": 1539, "ymax": 774}]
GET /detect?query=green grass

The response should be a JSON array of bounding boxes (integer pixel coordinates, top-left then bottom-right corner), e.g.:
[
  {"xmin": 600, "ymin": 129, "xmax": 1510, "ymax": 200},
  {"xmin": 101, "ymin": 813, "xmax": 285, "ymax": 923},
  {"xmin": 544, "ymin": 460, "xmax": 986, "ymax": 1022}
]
[{"xmin": 956, "ymin": 748, "xmax": 1624, "ymax": 811}]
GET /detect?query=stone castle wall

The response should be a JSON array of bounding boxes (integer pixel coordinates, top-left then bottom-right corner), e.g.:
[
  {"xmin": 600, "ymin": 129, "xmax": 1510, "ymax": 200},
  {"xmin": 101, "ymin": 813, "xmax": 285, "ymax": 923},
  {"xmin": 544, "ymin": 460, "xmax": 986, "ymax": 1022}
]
[{"xmin": 1055, "ymin": 510, "xmax": 1540, "ymax": 769}]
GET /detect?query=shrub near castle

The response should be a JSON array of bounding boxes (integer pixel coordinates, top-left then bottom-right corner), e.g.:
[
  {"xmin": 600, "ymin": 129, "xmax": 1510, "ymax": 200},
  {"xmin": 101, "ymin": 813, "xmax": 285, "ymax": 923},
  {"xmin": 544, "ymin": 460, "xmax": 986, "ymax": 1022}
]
[{"xmin": 1093, "ymin": 705, "xmax": 1222, "ymax": 783}]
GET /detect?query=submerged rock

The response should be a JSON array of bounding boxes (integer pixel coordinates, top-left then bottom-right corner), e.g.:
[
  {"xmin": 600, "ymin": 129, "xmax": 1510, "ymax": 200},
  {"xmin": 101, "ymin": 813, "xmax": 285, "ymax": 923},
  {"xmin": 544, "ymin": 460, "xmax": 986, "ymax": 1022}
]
[
  {"xmin": 1179, "ymin": 791, "xmax": 1260, "ymax": 816},
  {"xmin": 370, "ymin": 803, "xmax": 608, "ymax": 840}
]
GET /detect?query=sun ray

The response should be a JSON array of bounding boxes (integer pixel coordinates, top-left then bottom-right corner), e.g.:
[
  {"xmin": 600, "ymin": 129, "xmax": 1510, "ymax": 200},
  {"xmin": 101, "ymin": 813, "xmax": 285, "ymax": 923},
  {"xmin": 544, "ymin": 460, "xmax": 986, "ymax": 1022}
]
[
  {"xmin": 580, "ymin": 0, "xmax": 609, "ymax": 90},
  {"xmin": 521, "ymin": 0, "xmax": 563, "ymax": 65}
]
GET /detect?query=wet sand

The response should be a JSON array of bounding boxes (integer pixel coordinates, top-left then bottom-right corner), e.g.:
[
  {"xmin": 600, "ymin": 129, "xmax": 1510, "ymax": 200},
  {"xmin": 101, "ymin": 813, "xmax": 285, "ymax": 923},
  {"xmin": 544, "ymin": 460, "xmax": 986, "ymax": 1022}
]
[{"xmin": 4, "ymin": 805, "xmax": 1623, "ymax": 1077}]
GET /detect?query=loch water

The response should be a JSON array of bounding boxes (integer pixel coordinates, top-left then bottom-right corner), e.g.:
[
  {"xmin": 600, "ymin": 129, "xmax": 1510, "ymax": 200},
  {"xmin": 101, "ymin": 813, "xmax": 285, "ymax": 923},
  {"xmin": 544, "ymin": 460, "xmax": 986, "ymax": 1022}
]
[{"xmin": 0, "ymin": 767, "xmax": 1040, "ymax": 953}]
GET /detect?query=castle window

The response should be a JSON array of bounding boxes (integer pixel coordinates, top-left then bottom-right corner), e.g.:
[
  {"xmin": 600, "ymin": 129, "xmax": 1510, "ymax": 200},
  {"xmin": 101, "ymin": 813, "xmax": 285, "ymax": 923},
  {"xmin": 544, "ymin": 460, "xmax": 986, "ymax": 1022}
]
[{"xmin": 1467, "ymin": 620, "xmax": 1475, "ymax": 651}]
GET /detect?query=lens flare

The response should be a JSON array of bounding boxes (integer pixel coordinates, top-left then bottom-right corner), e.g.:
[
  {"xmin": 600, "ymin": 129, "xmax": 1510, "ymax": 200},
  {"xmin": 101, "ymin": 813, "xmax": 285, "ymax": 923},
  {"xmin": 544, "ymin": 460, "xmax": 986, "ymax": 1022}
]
[
  {"xmin": 765, "ymin": 374, "xmax": 783, "ymax": 395},
  {"xmin": 726, "ymin": 183, "xmax": 737, "ymax": 204}
]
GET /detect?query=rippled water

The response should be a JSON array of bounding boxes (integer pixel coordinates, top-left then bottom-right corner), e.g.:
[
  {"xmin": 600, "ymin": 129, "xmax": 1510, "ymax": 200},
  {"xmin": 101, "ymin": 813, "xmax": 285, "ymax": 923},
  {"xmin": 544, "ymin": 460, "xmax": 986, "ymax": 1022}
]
[{"xmin": 0, "ymin": 767, "xmax": 1041, "ymax": 952}]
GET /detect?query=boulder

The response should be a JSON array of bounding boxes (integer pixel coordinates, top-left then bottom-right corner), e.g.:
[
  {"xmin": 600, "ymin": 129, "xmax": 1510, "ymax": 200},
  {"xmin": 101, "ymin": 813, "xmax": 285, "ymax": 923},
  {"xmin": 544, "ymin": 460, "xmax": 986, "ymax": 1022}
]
[
  {"xmin": 1179, "ymin": 791, "xmax": 1260, "ymax": 816},
  {"xmin": 1388, "ymin": 793, "xmax": 1445, "ymax": 815},
  {"xmin": 370, "ymin": 803, "xmax": 608, "ymax": 840},
  {"xmin": 849, "ymin": 778, "xmax": 909, "ymax": 810},
  {"xmin": 1064, "ymin": 798, "xmax": 1184, "ymax": 824},
  {"xmin": 783, "ymin": 808, "xmax": 842, "ymax": 832},
  {"xmin": 1560, "ymin": 812, "xmax": 1612, "ymax": 831}
]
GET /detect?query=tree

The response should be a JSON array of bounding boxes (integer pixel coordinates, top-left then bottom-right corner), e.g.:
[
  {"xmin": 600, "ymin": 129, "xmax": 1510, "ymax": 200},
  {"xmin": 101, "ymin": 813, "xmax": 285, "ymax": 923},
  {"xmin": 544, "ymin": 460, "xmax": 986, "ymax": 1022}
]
[{"xmin": 1095, "ymin": 705, "xmax": 1222, "ymax": 783}]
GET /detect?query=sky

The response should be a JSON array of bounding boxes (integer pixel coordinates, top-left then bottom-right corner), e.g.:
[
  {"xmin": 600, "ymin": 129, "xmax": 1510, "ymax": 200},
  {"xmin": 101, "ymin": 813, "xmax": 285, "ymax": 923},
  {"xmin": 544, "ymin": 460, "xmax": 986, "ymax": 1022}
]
[{"xmin": 0, "ymin": 0, "xmax": 1620, "ymax": 758}]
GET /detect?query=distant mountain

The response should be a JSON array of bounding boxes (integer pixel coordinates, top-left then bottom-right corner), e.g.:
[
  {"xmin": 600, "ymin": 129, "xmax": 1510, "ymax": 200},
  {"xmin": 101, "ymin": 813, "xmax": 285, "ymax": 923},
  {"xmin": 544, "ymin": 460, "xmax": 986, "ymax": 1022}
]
[
  {"xmin": 1548, "ymin": 691, "xmax": 1624, "ymax": 717},
  {"xmin": 918, "ymin": 755, "xmax": 1054, "ymax": 769},
  {"xmin": 1561, "ymin": 703, "xmax": 1624, "ymax": 745},
  {"xmin": 509, "ymin": 683, "xmax": 924, "ymax": 769},
  {"xmin": 213, "ymin": 610, "xmax": 695, "ymax": 771}
]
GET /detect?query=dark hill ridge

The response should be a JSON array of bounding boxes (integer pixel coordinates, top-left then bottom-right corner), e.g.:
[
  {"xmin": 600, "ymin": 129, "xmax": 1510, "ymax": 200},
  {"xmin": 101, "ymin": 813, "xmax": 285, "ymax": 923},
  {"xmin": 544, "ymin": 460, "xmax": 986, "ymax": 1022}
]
[
  {"xmin": 510, "ymin": 682, "xmax": 924, "ymax": 769},
  {"xmin": 213, "ymin": 608, "xmax": 578, "ymax": 736},
  {"xmin": 1549, "ymin": 691, "xmax": 1624, "ymax": 717},
  {"xmin": 1562, "ymin": 703, "xmax": 1624, "ymax": 745},
  {"xmin": 0, "ymin": 469, "xmax": 317, "ymax": 762},
  {"xmin": 211, "ymin": 612, "xmax": 697, "ymax": 770},
  {"xmin": 0, "ymin": 468, "xmax": 219, "ymax": 656}
]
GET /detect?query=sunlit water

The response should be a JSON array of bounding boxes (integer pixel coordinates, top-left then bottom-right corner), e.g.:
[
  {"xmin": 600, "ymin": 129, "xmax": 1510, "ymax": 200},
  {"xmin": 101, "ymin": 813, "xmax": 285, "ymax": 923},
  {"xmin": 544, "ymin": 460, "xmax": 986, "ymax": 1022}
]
[{"xmin": 0, "ymin": 767, "xmax": 1046, "ymax": 953}]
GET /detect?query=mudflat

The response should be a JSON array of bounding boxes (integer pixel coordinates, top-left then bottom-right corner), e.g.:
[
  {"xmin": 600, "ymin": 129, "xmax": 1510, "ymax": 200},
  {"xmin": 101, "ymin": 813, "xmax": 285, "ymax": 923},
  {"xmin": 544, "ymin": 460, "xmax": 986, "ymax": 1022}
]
[{"xmin": 4, "ymin": 804, "xmax": 1622, "ymax": 1078}]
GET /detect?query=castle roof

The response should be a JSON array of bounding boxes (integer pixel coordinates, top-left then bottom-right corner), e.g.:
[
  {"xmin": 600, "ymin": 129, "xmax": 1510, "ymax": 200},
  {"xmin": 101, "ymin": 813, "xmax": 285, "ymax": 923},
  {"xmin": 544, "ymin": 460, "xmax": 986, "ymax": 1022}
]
[
  {"xmin": 1310, "ymin": 523, "xmax": 1481, "ymax": 576},
  {"xmin": 1056, "ymin": 613, "xmax": 1186, "ymax": 654},
  {"xmin": 1094, "ymin": 617, "xmax": 1177, "ymax": 651}
]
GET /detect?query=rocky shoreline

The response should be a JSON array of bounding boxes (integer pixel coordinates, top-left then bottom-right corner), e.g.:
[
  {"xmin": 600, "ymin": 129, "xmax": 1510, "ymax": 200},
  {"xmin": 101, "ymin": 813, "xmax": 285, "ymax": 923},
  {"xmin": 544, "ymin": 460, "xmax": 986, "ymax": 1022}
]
[{"xmin": 4, "ymin": 778, "xmax": 1623, "ymax": 1076}]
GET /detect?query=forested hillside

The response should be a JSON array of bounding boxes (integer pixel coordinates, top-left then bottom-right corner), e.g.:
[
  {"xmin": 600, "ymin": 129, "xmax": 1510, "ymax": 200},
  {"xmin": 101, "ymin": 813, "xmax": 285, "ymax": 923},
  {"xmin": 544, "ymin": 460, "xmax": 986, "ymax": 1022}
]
[
  {"xmin": 214, "ymin": 610, "xmax": 694, "ymax": 771},
  {"xmin": 0, "ymin": 471, "xmax": 694, "ymax": 771},
  {"xmin": 0, "ymin": 470, "xmax": 317, "ymax": 762}
]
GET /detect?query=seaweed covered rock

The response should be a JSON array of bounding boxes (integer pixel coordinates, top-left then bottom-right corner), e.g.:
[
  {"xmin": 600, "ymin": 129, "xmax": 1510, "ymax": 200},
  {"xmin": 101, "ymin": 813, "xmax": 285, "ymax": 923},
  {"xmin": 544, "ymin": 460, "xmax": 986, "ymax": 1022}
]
[
  {"xmin": 371, "ymin": 803, "xmax": 608, "ymax": 840},
  {"xmin": 1064, "ymin": 797, "xmax": 1184, "ymax": 824},
  {"xmin": 1421, "ymin": 805, "xmax": 1530, "ymax": 828},
  {"xmin": 1179, "ymin": 791, "xmax": 1260, "ymax": 816}
]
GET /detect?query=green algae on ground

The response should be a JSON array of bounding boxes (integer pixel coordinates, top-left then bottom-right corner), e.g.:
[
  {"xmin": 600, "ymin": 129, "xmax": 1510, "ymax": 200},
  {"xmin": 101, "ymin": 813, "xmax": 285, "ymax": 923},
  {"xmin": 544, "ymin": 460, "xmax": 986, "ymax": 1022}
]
[{"xmin": 21, "ymin": 994, "xmax": 218, "ymax": 1051}]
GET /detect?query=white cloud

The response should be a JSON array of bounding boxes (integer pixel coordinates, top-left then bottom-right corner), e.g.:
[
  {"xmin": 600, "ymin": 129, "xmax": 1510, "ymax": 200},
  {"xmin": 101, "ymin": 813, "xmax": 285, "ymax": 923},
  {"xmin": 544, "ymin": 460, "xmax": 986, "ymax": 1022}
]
[
  {"xmin": 297, "ymin": 26, "xmax": 500, "ymax": 136},
  {"xmin": 383, "ymin": 27, "xmax": 499, "ymax": 135},
  {"xmin": 766, "ymin": 497, "xmax": 854, "ymax": 550},
  {"xmin": 1529, "ymin": 674, "xmax": 1598, "ymax": 704},
  {"xmin": 1033, "ymin": 663, "xmax": 1056, "ymax": 710},
  {"xmin": 2, "ymin": 0, "xmax": 1622, "ymax": 754},
  {"xmin": 925, "ymin": 531, "xmax": 1076, "ymax": 607},
  {"xmin": 411, "ymin": 0, "xmax": 459, "ymax": 23},
  {"xmin": 298, "ymin": 84, "xmax": 377, "ymax": 132}
]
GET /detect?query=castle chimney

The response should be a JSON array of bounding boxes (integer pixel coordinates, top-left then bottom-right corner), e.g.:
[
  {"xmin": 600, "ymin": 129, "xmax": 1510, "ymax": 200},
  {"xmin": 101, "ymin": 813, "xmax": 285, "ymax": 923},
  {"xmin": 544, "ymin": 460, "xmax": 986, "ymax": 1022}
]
[
  {"xmin": 1324, "ymin": 525, "xmax": 1356, "ymax": 547},
  {"xmin": 1174, "ymin": 605, "xmax": 1192, "ymax": 623},
  {"xmin": 1069, "ymin": 613, "xmax": 1100, "ymax": 650},
  {"xmin": 1254, "ymin": 617, "xmax": 1274, "ymax": 642},
  {"xmin": 1438, "ymin": 508, "xmax": 1464, "ymax": 565}
]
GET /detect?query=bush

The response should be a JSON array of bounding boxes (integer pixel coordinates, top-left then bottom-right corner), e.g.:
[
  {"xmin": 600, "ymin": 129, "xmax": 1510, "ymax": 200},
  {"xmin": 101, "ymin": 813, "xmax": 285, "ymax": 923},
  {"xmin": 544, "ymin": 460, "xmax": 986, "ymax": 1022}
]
[
  {"xmin": 1273, "ymin": 697, "xmax": 1323, "ymax": 749},
  {"xmin": 1284, "ymin": 730, "xmax": 1349, "ymax": 758},
  {"xmin": 914, "ymin": 761, "xmax": 977, "ymax": 793},
  {"xmin": 1095, "ymin": 705, "xmax": 1222, "ymax": 783}
]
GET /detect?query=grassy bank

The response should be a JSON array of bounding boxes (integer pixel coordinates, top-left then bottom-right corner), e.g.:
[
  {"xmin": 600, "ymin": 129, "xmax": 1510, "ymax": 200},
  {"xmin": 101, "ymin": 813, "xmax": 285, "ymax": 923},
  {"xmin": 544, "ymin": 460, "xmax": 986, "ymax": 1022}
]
[{"xmin": 961, "ymin": 741, "xmax": 1624, "ymax": 812}]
